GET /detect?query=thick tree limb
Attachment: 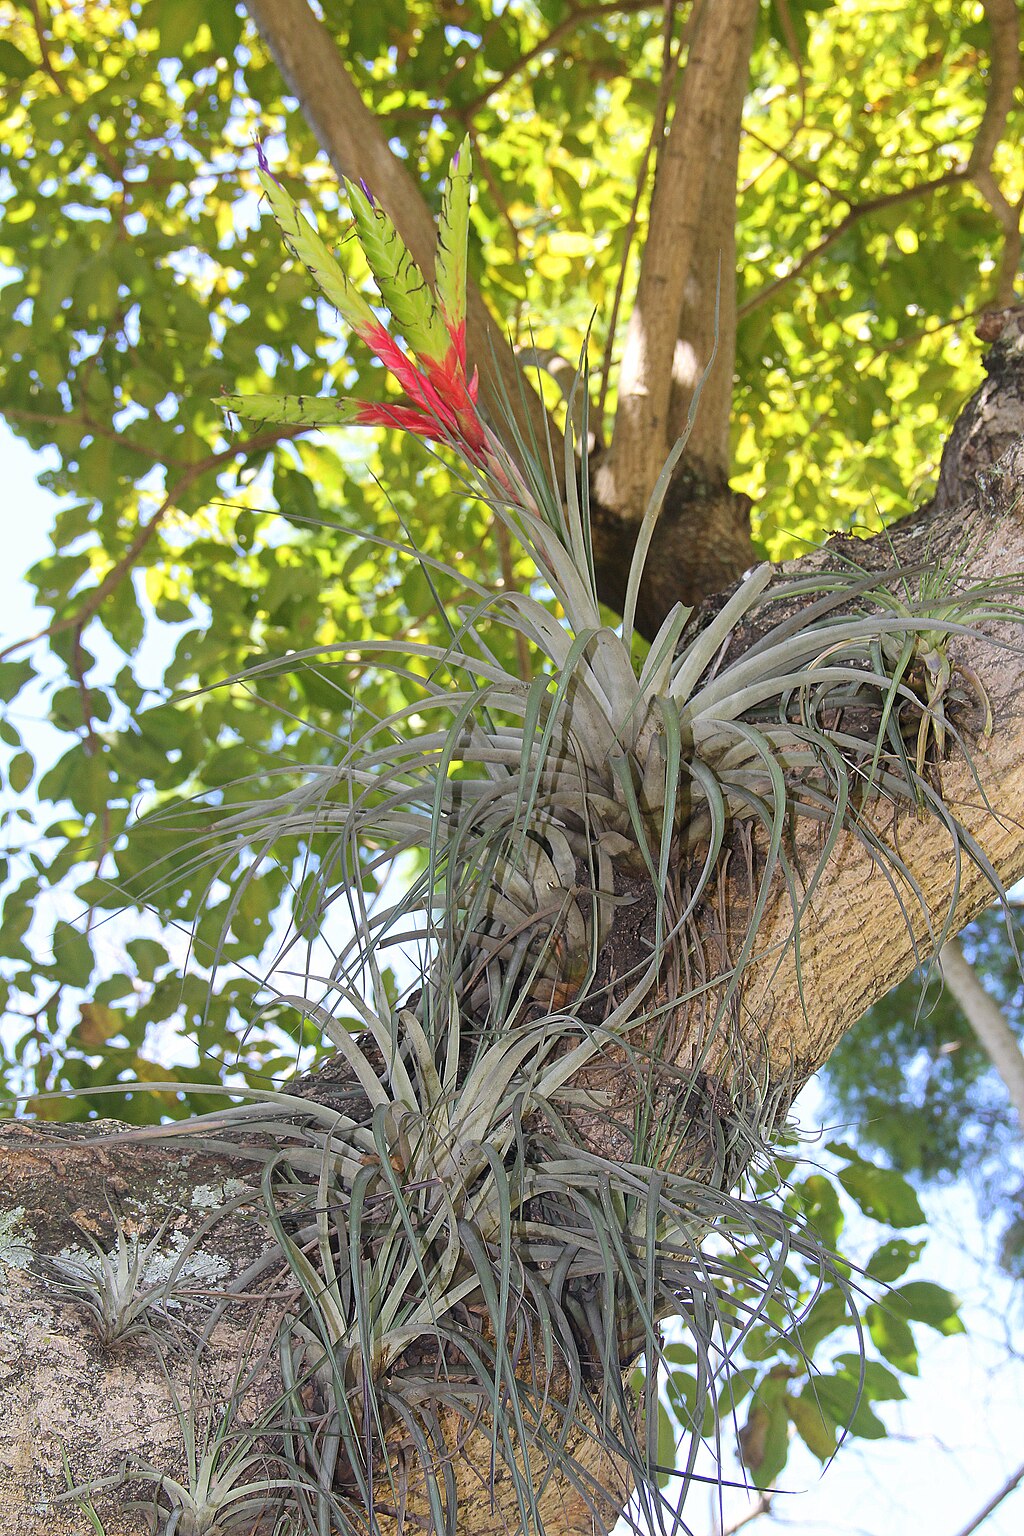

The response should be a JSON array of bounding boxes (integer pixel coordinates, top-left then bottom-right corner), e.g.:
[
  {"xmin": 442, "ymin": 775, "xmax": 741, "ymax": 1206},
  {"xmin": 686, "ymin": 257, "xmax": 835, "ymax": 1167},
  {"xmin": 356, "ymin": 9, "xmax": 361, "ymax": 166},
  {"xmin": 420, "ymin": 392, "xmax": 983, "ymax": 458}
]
[{"xmin": 738, "ymin": 456, "xmax": 1024, "ymax": 1090}]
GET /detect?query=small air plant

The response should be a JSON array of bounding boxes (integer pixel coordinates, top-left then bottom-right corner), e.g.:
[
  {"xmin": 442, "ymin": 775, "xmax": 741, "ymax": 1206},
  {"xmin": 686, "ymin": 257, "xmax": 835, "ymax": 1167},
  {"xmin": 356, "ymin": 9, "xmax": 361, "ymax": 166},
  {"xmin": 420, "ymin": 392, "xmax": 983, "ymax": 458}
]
[
  {"xmin": 102, "ymin": 138, "xmax": 1024, "ymax": 1534},
  {"xmin": 35, "ymin": 1188, "xmax": 257, "ymax": 1351},
  {"xmin": 36, "ymin": 1204, "xmax": 178, "ymax": 1349},
  {"xmin": 59, "ymin": 1346, "xmax": 300, "ymax": 1536}
]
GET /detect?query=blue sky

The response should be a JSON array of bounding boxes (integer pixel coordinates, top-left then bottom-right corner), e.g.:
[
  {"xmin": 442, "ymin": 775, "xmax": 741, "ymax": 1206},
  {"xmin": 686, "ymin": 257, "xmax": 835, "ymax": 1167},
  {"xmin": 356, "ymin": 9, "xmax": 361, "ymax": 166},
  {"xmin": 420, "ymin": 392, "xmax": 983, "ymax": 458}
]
[{"xmin": 2, "ymin": 418, "xmax": 1023, "ymax": 1536}]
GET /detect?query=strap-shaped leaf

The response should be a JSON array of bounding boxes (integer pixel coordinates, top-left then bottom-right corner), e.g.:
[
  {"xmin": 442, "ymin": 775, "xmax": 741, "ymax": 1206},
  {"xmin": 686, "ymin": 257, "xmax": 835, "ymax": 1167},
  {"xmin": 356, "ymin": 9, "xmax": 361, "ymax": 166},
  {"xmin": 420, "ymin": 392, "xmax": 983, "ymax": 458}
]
[
  {"xmin": 255, "ymin": 168, "xmax": 380, "ymax": 341},
  {"xmin": 435, "ymin": 136, "xmax": 472, "ymax": 360},
  {"xmin": 345, "ymin": 176, "xmax": 453, "ymax": 365}
]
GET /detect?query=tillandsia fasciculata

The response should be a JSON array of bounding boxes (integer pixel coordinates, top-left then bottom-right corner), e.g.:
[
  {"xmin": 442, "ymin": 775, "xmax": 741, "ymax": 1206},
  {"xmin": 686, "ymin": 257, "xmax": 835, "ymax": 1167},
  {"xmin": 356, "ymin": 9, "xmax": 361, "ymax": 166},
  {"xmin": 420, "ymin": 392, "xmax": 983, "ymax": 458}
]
[{"xmin": 41, "ymin": 142, "xmax": 1024, "ymax": 1535}]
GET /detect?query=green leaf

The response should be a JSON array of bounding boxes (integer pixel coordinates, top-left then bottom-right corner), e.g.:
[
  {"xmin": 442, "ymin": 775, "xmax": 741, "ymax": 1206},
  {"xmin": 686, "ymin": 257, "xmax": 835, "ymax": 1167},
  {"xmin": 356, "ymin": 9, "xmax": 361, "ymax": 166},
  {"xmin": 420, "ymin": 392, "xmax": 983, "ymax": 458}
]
[
  {"xmin": 795, "ymin": 1172, "xmax": 844, "ymax": 1246},
  {"xmin": 664, "ymin": 1368, "xmax": 715, "ymax": 1438},
  {"xmin": 887, "ymin": 1280, "xmax": 963, "ymax": 1333},
  {"xmin": 51, "ymin": 502, "xmax": 95, "ymax": 549},
  {"xmin": 788, "ymin": 1390, "xmax": 838, "ymax": 1461},
  {"xmin": 126, "ymin": 938, "xmax": 170, "ymax": 981},
  {"xmin": 805, "ymin": 1373, "xmax": 888, "ymax": 1440},
  {"xmin": 50, "ymin": 921, "xmax": 94, "ymax": 989},
  {"xmin": 740, "ymin": 1374, "xmax": 791, "ymax": 1490},
  {"xmin": 154, "ymin": 0, "xmax": 205, "ymax": 58},
  {"xmin": 797, "ymin": 1285, "xmax": 849, "ymax": 1356},
  {"xmin": 0, "ymin": 661, "xmax": 36, "ymax": 703},
  {"xmin": 73, "ymin": 1002, "xmax": 124, "ymax": 1047},
  {"xmin": 865, "ymin": 1302, "xmax": 919, "ymax": 1374},
  {"xmin": 838, "ymin": 1163, "xmax": 925, "ymax": 1228},
  {"xmin": 865, "ymin": 1238, "xmax": 924, "ymax": 1283},
  {"xmin": 7, "ymin": 751, "xmax": 34, "ymax": 793},
  {"xmin": 0, "ymin": 41, "xmax": 36, "ymax": 80},
  {"xmin": 833, "ymin": 1355, "xmax": 906, "ymax": 1403}
]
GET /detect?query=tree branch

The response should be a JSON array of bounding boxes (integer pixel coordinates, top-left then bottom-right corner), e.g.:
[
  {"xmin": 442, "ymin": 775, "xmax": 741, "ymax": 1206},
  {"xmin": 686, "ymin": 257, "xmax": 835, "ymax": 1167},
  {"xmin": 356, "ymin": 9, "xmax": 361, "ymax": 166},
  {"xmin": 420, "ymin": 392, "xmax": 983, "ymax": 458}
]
[
  {"xmin": 948, "ymin": 1458, "xmax": 1024, "ymax": 1536},
  {"xmin": 968, "ymin": 0, "xmax": 1020, "ymax": 180},
  {"xmin": 596, "ymin": 0, "xmax": 688, "ymax": 440},
  {"xmin": 243, "ymin": 0, "xmax": 561, "ymax": 480},
  {"xmin": 737, "ymin": 171, "xmax": 963, "ymax": 319},
  {"xmin": 597, "ymin": 0, "xmax": 759, "ymax": 521},
  {"xmin": 970, "ymin": 0, "xmax": 1023, "ymax": 306},
  {"xmin": 454, "ymin": 0, "xmax": 658, "ymax": 122},
  {"xmin": 939, "ymin": 937, "xmax": 1024, "ymax": 1135}
]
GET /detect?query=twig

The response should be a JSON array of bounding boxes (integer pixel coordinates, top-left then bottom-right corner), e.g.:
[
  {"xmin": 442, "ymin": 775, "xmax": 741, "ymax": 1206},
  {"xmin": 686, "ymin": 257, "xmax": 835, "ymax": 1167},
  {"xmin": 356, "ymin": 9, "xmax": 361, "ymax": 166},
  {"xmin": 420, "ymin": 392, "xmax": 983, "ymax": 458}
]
[
  {"xmin": 738, "ymin": 171, "xmax": 963, "ymax": 318},
  {"xmin": 721, "ymin": 1492, "xmax": 772, "ymax": 1536},
  {"xmin": 947, "ymin": 1459, "xmax": 1024, "ymax": 1536},
  {"xmin": 444, "ymin": 0, "xmax": 658, "ymax": 121}
]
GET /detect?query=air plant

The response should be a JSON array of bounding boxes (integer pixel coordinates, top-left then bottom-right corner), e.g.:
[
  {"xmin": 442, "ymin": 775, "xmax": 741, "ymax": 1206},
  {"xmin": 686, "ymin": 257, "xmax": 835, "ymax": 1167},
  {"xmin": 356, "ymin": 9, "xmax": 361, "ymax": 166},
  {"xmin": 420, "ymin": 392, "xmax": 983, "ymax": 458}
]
[
  {"xmin": 54, "ymin": 1342, "xmax": 301, "ymax": 1535},
  {"xmin": 36, "ymin": 1204, "xmax": 179, "ymax": 1349},
  {"xmin": 89, "ymin": 138, "xmax": 1023, "ymax": 1534},
  {"xmin": 35, "ymin": 1187, "xmax": 264, "ymax": 1350}
]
